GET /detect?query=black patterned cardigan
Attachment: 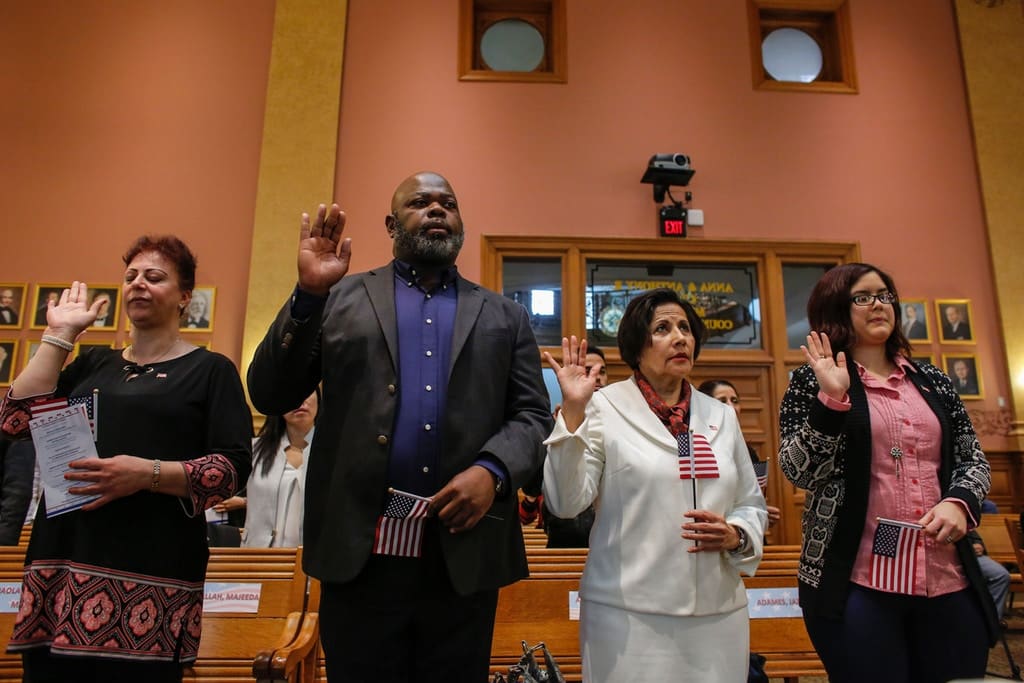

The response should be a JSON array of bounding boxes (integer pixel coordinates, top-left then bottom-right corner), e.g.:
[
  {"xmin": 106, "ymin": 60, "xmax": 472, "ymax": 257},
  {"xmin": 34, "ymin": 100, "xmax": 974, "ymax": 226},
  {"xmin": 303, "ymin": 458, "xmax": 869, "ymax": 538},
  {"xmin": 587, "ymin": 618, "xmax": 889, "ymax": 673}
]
[{"xmin": 778, "ymin": 359, "xmax": 998, "ymax": 644}]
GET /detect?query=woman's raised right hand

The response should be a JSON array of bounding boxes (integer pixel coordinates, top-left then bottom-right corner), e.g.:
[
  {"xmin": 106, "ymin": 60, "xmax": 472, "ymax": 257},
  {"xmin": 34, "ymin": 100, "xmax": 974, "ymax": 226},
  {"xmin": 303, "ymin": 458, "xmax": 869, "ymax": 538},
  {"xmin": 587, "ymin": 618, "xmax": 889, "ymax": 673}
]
[
  {"xmin": 542, "ymin": 335, "xmax": 597, "ymax": 432},
  {"xmin": 801, "ymin": 331, "xmax": 849, "ymax": 401},
  {"xmin": 45, "ymin": 281, "xmax": 101, "ymax": 339}
]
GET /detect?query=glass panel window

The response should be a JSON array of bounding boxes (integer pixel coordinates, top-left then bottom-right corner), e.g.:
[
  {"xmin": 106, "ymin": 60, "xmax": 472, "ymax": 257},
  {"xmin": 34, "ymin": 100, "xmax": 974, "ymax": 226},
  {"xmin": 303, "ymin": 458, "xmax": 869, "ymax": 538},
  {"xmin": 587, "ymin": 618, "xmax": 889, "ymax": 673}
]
[
  {"xmin": 585, "ymin": 261, "xmax": 762, "ymax": 350},
  {"xmin": 502, "ymin": 258, "xmax": 562, "ymax": 346},
  {"xmin": 481, "ymin": 19, "xmax": 546, "ymax": 72},
  {"xmin": 762, "ymin": 28, "xmax": 823, "ymax": 83},
  {"xmin": 782, "ymin": 263, "xmax": 833, "ymax": 349}
]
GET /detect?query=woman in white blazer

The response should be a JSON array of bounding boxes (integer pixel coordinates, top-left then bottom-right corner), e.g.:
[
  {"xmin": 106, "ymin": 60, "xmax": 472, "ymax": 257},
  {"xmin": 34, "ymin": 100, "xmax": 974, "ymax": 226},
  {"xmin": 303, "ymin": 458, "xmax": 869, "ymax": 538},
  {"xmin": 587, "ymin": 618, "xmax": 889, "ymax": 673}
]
[
  {"xmin": 544, "ymin": 288, "xmax": 767, "ymax": 682},
  {"xmin": 224, "ymin": 390, "xmax": 318, "ymax": 547}
]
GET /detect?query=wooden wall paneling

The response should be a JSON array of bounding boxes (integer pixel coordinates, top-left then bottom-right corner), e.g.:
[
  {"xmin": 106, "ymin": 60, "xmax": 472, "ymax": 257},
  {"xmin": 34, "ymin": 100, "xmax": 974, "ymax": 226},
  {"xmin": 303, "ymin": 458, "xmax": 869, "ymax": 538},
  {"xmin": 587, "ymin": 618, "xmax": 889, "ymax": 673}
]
[{"xmin": 481, "ymin": 235, "xmax": 862, "ymax": 545}]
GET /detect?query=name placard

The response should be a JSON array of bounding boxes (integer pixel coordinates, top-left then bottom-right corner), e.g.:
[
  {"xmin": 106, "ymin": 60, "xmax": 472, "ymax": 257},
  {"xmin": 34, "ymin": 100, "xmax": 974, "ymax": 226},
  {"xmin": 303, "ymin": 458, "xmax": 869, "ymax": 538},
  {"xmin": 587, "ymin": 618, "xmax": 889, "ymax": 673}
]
[
  {"xmin": 0, "ymin": 581, "xmax": 265, "ymax": 614},
  {"xmin": 746, "ymin": 587, "xmax": 802, "ymax": 618},
  {"xmin": 203, "ymin": 582, "xmax": 262, "ymax": 613},
  {"xmin": 0, "ymin": 582, "xmax": 21, "ymax": 613}
]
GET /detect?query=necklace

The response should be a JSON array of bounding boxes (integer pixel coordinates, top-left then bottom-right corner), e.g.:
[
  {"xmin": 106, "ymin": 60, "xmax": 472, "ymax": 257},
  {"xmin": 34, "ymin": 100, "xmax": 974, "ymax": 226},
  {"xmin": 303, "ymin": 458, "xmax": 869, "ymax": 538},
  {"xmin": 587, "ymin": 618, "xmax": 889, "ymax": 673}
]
[
  {"xmin": 126, "ymin": 337, "xmax": 181, "ymax": 365},
  {"xmin": 878, "ymin": 392, "xmax": 905, "ymax": 478},
  {"xmin": 123, "ymin": 337, "xmax": 181, "ymax": 381}
]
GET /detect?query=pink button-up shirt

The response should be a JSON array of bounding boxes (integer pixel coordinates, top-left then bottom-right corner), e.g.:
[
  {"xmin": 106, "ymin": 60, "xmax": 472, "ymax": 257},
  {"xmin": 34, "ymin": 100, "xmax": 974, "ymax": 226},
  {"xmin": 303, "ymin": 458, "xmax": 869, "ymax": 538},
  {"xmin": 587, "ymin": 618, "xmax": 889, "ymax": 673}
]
[{"xmin": 821, "ymin": 358, "xmax": 969, "ymax": 597}]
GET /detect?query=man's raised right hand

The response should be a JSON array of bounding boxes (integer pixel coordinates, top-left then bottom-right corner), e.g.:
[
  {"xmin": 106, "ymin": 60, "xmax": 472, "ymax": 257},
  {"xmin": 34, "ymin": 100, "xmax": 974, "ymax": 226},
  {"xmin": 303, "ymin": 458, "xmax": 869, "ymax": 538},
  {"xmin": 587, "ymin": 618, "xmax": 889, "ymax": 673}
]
[{"xmin": 297, "ymin": 203, "xmax": 353, "ymax": 296}]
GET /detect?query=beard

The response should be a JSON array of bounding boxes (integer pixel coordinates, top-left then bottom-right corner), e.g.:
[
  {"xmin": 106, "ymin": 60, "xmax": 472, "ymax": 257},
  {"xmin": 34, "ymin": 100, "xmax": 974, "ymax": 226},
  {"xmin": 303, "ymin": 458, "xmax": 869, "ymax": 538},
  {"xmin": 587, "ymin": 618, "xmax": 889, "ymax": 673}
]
[{"xmin": 391, "ymin": 215, "xmax": 465, "ymax": 265}]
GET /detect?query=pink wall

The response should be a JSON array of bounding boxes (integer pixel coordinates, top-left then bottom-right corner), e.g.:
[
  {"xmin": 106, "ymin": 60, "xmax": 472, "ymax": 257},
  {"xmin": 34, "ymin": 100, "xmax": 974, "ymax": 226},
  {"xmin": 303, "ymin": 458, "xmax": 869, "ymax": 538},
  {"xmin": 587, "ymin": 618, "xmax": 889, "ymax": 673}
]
[
  {"xmin": 0, "ymin": 1, "xmax": 1007, "ymax": 424},
  {"xmin": 0, "ymin": 0, "xmax": 275, "ymax": 366},
  {"xmin": 334, "ymin": 0, "xmax": 1006, "ymax": 416}
]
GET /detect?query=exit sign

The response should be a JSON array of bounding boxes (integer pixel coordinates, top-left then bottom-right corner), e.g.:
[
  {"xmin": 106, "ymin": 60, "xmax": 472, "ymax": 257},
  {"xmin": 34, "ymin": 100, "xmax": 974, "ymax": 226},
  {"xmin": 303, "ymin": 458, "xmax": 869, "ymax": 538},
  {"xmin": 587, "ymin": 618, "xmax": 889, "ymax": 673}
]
[{"xmin": 659, "ymin": 206, "xmax": 687, "ymax": 237}]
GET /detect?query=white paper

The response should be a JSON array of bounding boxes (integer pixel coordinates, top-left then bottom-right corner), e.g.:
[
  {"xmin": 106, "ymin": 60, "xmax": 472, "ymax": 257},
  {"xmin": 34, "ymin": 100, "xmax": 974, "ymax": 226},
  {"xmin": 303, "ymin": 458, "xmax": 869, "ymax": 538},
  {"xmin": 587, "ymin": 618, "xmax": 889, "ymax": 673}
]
[
  {"xmin": 29, "ymin": 406, "xmax": 102, "ymax": 517},
  {"xmin": 569, "ymin": 590, "xmax": 580, "ymax": 621}
]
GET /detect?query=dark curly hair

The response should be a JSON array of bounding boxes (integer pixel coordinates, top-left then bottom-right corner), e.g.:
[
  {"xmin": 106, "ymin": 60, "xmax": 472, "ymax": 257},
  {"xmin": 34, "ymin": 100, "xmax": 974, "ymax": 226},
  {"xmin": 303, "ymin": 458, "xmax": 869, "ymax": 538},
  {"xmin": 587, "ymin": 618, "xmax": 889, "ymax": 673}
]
[{"xmin": 617, "ymin": 288, "xmax": 706, "ymax": 370}]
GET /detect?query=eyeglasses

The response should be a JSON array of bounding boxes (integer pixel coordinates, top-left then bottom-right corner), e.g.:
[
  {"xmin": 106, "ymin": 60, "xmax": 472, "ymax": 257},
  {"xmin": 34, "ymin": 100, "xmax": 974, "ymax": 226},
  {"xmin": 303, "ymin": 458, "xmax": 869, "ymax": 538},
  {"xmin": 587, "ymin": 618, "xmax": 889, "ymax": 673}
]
[{"xmin": 850, "ymin": 292, "xmax": 897, "ymax": 307}]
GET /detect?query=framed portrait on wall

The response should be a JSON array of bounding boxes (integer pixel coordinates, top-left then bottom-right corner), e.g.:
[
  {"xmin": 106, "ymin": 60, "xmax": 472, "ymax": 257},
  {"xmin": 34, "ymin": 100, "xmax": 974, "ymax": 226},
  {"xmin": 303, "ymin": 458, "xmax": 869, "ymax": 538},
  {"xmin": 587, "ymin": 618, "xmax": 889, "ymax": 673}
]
[
  {"xmin": 23, "ymin": 340, "xmax": 74, "ymax": 371},
  {"xmin": 86, "ymin": 286, "xmax": 121, "ymax": 331},
  {"xmin": 76, "ymin": 340, "xmax": 116, "ymax": 359},
  {"xmin": 935, "ymin": 299, "xmax": 974, "ymax": 343},
  {"xmin": 180, "ymin": 286, "xmax": 215, "ymax": 332},
  {"xmin": 0, "ymin": 339, "xmax": 18, "ymax": 386},
  {"xmin": 943, "ymin": 353, "xmax": 982, "ymax": 399},
  {"xmin": 899, "ymin": 298, "xmax": 930, "ymax": 342},
  {"xmin": 910, "ymin": 354, "xmax": 936, "ymax": 367},
  {"xmin": 24, "ymin": 340, "xmax": 41, "ymax": 367},
  {"xmin": 31, "ymin": 283, "xmax": 69, "ymax": 329},
  {"xmin": 0, "ymin": 283, "xmax": 27, "ymax": 329}
]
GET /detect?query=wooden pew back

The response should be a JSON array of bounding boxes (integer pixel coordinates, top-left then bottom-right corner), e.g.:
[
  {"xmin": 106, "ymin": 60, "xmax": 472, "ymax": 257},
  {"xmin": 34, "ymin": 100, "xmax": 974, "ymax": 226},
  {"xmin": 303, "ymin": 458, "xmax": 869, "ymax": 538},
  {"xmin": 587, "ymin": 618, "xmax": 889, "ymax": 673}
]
[
  {"xmin": 186, "ymin": 546, "xmax": 311, "ymax": 682},
  {"xmin": 744, "ymin": 545, "xmax": 826, "ymax": 680},
  {"xmin": 490, "ymin": 549, "xmax": 587, "ymax": 681},
  {"xmin": 0, "ymin": 545, "xmax": 27, "ymax": 682},
  {"xmin": 258, "ymin": 544, "xmax": 826, "ymax": 683},
  {"xmin": 978, "ymin": 514, "xmax": 1024, "ymax": 602}
]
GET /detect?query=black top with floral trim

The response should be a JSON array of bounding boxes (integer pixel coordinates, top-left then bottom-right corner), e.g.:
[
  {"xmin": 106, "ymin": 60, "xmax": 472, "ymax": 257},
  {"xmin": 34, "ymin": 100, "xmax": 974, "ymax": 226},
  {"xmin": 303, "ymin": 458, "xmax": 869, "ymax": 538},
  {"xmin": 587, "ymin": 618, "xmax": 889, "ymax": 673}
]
[{"xmin": 0, "ymin": 346, "xmax": 252, "ymax": 663}]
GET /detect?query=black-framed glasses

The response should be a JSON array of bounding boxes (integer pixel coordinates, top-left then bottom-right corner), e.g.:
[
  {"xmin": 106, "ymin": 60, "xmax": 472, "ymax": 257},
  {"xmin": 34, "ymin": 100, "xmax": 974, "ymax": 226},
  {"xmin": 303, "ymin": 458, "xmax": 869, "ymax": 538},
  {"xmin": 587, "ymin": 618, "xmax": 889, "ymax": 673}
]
[{"xmin": 850, "ymin": 291, "xmax": 897, "ymax": 307}]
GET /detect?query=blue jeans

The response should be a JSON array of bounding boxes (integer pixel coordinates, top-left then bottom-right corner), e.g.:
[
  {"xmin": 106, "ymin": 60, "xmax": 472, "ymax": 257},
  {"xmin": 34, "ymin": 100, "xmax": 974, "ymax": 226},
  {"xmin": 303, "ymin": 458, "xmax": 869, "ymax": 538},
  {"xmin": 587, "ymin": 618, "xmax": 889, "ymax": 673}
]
[{"xmin": 977, "ymin": 554, "xmax": 1011, "ymax": 619}]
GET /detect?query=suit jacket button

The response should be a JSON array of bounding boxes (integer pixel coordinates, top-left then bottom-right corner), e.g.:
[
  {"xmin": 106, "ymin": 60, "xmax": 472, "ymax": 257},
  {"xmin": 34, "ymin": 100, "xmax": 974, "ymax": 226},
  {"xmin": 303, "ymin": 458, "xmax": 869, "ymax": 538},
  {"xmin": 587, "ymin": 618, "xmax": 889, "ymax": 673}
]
[
  {"xmin": 387, "ymin": 384, "xmax": 397, "ymax": 395},
  {"xmin": 377, "ymin": 435, "xmax": 388, "ymax": 445}
]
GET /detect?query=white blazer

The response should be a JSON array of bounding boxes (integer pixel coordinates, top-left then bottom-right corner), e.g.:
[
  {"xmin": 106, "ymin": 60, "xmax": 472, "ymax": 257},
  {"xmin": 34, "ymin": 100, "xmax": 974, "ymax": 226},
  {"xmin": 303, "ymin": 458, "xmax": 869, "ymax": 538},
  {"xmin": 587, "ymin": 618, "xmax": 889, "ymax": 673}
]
[
  {"xmin": 241, "ymin": 427, "xmax": 314, "ymax": 548},
  {"xmin": 543, "ymin": 378, "xmax": 766, "ymax": 617}
]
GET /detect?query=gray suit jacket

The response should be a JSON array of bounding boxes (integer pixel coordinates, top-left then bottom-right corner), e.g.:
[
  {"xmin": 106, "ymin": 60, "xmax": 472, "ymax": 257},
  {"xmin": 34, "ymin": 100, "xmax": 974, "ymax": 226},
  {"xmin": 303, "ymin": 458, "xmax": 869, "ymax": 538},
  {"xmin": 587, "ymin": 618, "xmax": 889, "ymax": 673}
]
[{"xmin": 247, "ymin": 263, "xmax": 552, "ymax": 594}]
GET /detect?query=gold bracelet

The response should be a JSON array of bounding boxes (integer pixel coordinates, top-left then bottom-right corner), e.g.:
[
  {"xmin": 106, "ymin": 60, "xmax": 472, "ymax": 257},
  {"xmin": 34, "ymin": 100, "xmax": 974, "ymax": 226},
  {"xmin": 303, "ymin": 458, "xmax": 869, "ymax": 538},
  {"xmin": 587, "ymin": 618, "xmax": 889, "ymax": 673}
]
[
  {"xmin": 151, "ymin": 459, "xmax": 161, "ymax": 491},
  {"xmin": 40, "ymin": 334, "xmax": 75, "ymax": 352}
]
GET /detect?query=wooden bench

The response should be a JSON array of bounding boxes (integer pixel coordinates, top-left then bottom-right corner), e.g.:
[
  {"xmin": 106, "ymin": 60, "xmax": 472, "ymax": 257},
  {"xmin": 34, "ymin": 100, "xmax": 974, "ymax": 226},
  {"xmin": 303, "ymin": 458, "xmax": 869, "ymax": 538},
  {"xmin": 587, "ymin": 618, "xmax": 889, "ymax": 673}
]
[
  {"xmin": 0, "ymin": 544, "xmax": 28, "ymax": 682},
  {"xmin": 745, "ymin": 545, "xmax": 826, "ymax": 683},
  {"xmin": 261, "ymin": 544, "xmax": 826, "ymax": 683},
  {"xmin": 186, "ymin": 547, "xmax": 312, "ymax": 682},
  {"xmin": 522, "ymin": 524, "xmax": 549, "ymax": 547},
  {"xmin": 490, "ymin": 548, "xmax": 587, "ymax": 681},
  {"xmin": 0, "ymin": 542, "xmax": 312, "ymax": 683},
  {"xmin": 978, "ymin": 513, "xmax": 1024, "ymax": 605}
]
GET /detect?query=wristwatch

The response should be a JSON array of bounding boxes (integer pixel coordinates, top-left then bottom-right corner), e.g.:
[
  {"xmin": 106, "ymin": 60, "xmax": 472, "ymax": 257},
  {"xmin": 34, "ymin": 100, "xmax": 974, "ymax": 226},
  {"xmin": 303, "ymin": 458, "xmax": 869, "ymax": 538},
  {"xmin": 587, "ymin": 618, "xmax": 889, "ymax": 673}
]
[
  {"xmin": 492, "ymin": 471, "xmax": 505, "ymax": 496},
  {"xmin": 729, "ymin": 525, "xmax": 749, "ymax": 555}
]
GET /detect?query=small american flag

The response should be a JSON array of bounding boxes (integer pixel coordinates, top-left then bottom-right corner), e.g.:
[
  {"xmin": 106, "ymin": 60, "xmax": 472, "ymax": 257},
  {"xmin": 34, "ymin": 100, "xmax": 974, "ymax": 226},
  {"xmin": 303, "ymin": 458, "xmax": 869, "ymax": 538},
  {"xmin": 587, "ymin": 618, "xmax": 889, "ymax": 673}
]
[
  {"xmin": 373, "ymin": 489, "xmax": 431, "ymax": 558},
  {"xmin": 30, "ymin": 394, "xmax": 96, "ymax": 440},
  {"xmin": 678, "ymin": 432, "xmax": 719, "ymax": 480},
  {"xmin": 752, "ymin": 460, "xmax": 768, "ymax": 489},
  {"xmin": 870, "ymin": 518, "xmax": 921, "ymax": 595}
]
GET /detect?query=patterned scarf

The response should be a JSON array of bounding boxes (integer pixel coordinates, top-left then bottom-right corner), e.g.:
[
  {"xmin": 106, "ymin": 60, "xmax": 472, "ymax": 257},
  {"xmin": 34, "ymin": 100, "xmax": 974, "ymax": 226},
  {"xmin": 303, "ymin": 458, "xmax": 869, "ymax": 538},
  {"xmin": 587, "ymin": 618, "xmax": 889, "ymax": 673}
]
[
  {"xmin": 634, "ymin": 370, "xmax": 691, "ymax": 437},
  {"xmin": 635, "ymin": 371, "xmax": 720, "ymax": 480}
]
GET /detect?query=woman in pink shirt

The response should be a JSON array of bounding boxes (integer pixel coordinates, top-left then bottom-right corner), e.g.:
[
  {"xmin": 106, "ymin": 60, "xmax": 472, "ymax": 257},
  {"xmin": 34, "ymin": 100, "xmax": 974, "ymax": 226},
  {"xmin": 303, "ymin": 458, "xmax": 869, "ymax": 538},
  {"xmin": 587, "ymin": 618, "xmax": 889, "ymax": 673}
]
[{"xmin": 778, "ymin": 262, "xmax": 995, "ymax": 683}]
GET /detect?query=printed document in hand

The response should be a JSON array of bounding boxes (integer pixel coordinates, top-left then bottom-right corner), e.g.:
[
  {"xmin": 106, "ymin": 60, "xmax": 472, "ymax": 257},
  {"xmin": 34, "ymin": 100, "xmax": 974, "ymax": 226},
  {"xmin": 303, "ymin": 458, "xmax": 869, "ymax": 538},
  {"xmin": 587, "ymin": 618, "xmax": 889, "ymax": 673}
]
[{"xmin": 29, "ymin": 405, "xmax": 101, "ymax": 517}]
